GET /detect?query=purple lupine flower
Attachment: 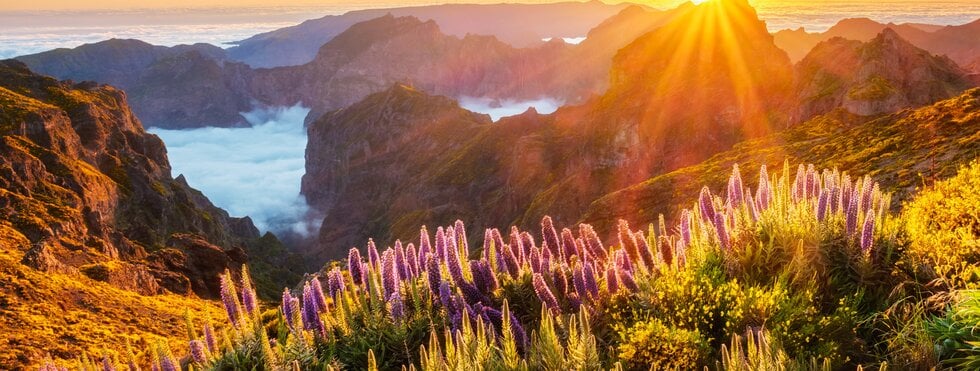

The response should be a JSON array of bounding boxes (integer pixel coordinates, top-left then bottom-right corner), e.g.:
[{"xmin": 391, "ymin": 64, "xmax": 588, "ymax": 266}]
[
  {"xmin": 389, "ymin": 287, "xmax": 405, "ymax": 323},
  {"xmin": 560, "ymin": 228, "xmax": 578, "ymax": 262},
  {"xmin": 756, "ymin": 165, "xmax": 771, "ymax": 211},
  {"xmin": 635, "ymin": 230, "xmax": 656, "ymax": 271},
  {"xmin": 806, "ymin": 164, "xmax": 817, "ymax": 199},
  {"xmin": 406, "ymin": 243, "xmax": 419, "ymax": 279},
  {"xmin": 219, "ymin": 273, "xmax": 241, "ymax": 326},
  {"xmin": 395, "ymin": 240, "xmax": 409, "ymax": 281},
  {"xmin": 846, "ymin": 187, "xmax": 859, "ymax": 236},
  {"xmin": 311, "ymin": 277, "xmax": 329, "ymax": 313},
  {"xmin": 446, "ymin": 232, "xmax": 467, "ymax": 286},
  {"xmin": 508, "ymin": 309, "xmax": 530, "ymax": 350},
  {"xmin": 434, "ymin": 227, "xmax": 448, "ymax": 260},
  {"xmin": 728, "ymin": 164, "xmax": 744, "ymax": 207},
  {"xmin": 241, "ymin": 279, "xmax": 257, "ymax": 317},
  {"xmin": 520, "ymin": 231, "xmax": 537, "ymax": 254},
  {"xmin": 303, "ymin": 283, "xmax": 327, "ymax": 337},
  {"xmin": 159, "ymin": 353, "xmax": 178, "ymax": 371},
  {"xmin": 367, "ymin": 239, "xmax": 381, "ymax": 270},
  {"xmin": 203, "ymin": 320, "xmax": 217, "ymax": 353},
  {"xmin": 583, "ymin": 262, "xmax": 600, "ymax": 299},
  {"xmin": 482, "ymin": 229, "xmax": 493, "ymax": 261},
  {"xmin": 615, "ymin": 249, "xmax": 634, "ymax": 273},
  {"xmin": 438, "ymin": 280, "xmax": 455, "ymax": 312},
  {"xmin": 381, "ymin": 250, "xmax": 399, "ymax": 300},
  {"xmin": 618, "ymin": 220, "xmax": 641, "ymax": 267},
  {"xmin": 189, "ymin": 340, "xmax": 207, "ymax": 364},
  {"xmin": 282, "ymin": 289, "xmax": 297, "ymax": 329},
  {"xmin": 816, "ymin": 190, "xmax": 829, "ymax": 221},
  {"xmin": 460, "ymin": 281, "xmax": 485, "ymax": 304},
  {"xmin": 540, "ymin": 245, "xmax": 553, "ymax": 273},
  {"xmin": 103, "ymin": 356, "xmax": 115, "ymax": 371},
  {"xmin": 659, "ymin": 235, "xmax": 673, "ymax": 266},
  {"xmin": 471, "ymin": 260, "xmax": 497, "ymax": 295},
  {"xmin": 348, "ymin": 248, "xmax": 364, "ymax": 285},
  {"xmin": 568, "ymin": 293, "xmax": 582, "ymax": 311},
  {"xmin": 574, "ymin": 237, "xmax": 589, "ymax": 262},
  {"xmin": 541, "ymin": 216, "xmax": 562, "ymax": 260},
  {"xmin": 572, "ymin": 263, "xmax": 588, "ymax": 301},
  {"xmin": 861, "ymin": 180, "xmax": 876, "ymax": 214},
  {"xmin": 490, "ymin": 228, "xmax": 506, "ymax": 264},
  {"xmin": 426, "ymin": 254, "xmax": 442, "ymax": 297},
  {"xmin": 679, "ymin": 209, "xmax": 692, "ymax": 245},
  {"xmin": 327, "ymin": 268, "xmax": 346, "ymax": 298},
  {"xmin": 861, "ymin": 212, "xmax": 875, "ymax": 254},
  {"xmin": 714, "ymin": 212, "xmax": 730, "ymax": 250},
  {"xmin": 605, "ymin": 265, "xmax": 619, "ymax": 293},
  {"xmin": 500, "ymin": 240, "xmax": 521, "ymax": 276},
  {"xmin": 580, "ymin": 223, "xmax": 607, "ymax": 262},
  {"xmin": 617, "ymin": 265, "xmax": 639, "ymax": 291},
  {"xmin": 454, "ymin": 219, "xmax": 469, "ymax": 256},
  {"xmin": 699, "ymin": 187, "xmax": 716, "ymax": 223},
  {"xmin": 532, "ymin": 273, "xmax": 560, "ymax": 314},
  {"xmin": 792, "ymin": 164, "xmax": 806, "ymax": 202},
  {"xmin": 550, "ymin": 264, "xmax": 566, "ymax": 296},
  {"xmin": 509, "ymin": 227, "xmax": 525, "ymax": 265},
  {"xmin": 529, "ymin": 246, "xmax": 542, "ymax": 273}
]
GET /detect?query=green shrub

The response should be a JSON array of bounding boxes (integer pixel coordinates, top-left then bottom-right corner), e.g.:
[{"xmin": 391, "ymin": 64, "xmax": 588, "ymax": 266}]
[{"xmin": 616, "ymin": 318, "xmax": 709, "ymax": 370}]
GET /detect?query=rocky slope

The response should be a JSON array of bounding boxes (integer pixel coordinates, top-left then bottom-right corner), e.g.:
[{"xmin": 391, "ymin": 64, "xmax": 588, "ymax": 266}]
[
  {"xmin": 228, "ymin": 0, "xmax": 640, "ymax": 68},
  {"xmin": 795, "ymin": 29, "xmax": 976, "ymax": 120},
  {"xmin": 582, "ymin": 88, "xmax": 980, "ymax": 234},
  {"xmin": 773, "ymin": 17, "xmax": 980, "ymax": 70},
  {"xmin": 0, "ymin": 60, "xmax": 299, "ymax": 298}
]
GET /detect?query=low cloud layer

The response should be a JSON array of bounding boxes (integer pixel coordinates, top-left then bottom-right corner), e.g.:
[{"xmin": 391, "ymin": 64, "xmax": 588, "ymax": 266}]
[
  {"xmin": 458, "ymin": 96, "xmax": 563, "ymax": 121},
  {"xmin": 149, "ymin": 104, "xmax": 319, "ymax": 236}
]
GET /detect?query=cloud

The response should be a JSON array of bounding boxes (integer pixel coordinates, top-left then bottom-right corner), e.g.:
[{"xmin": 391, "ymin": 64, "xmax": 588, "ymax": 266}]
[
  {"xmin": 149, "ymin": 104, "xmax": 319, "ymax": 236},
  {"xmin": 458, "ymin": 96, "xmax": 563, "ymax": 121}
]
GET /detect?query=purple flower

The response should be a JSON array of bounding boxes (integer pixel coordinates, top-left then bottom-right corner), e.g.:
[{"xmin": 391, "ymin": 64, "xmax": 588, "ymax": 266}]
[
  {"xmin": 533, "ymin": 273, "xmax": 560, "ymax": 314},
  {"xmin": 219, "ymin": 272, "xmax": 241, "ymax": 326},
  {"xmin": 605, "ymin": 265, "xmax": 619, "ymax": 293},
  {"xmin": 541, "ymin": 216, "xmax": 562, "ymax": 260},
  {"xmin": 561, "ymin": 228, "xmax": 578, "ymax": 262},
  {"xmin": 618, "ymin": 220, "xmax": 641, "ymax": 268},
  {"xmin": 579, "ymin": 223, "xmax": 607, "ymax": 262},
  {"xmin": 189, "ymin": 340, "xmax": 207, "ymax": 364},
  {"xmin": 395, "ymin": 240, "xmax": 409, "ymax": 281},
  {"xmin": 529, "ymin": 246, "xmax": 542, "ymax": 273},
  {"xmin": 659, "ymin": 235, "xmax": 673, "ymax": 266},
  {"xmin": 861, "ymin": 212, "xmax": 875, "ymax": 254},
  {"xmin": 715, "ymin": 212, "xmax": 730, "ymax": 250},
  {"xmin": 241, "ymin": 278, "xmax": 257, "ymax": 317},
  {"xmin": 572, "ymin": 264, "xmax": 588, "ymax": 301},
  {"xmin": 203, "ymin": 321, "xmax": 217, "ymax": 353},
  {"xmin": 553, "ymin": 264, "xmax": 568, "ymax": 296},
  {"xmin": 583, "ymin": 262, "xmax": 599, "ymax": 299},
  {"xmin": 471, "ymin": 259, "xmax": 498, "ymax": 295},
  {"xmin": 747, "ymin": 194, "xmax": 760, "ymax": 222},
  {"xmin": 103, "ymin": 356, "xmax": 115, "ymax": 371},
  {"xmin": 806, "ymin": 164, "xmax": 818, "ymax": 200},
  {"xmin": 439, "ymin": 280, "xmax": 455, "ymax": 312},
  {"xmin": 282, "ymin": 289, "xmax": 297, "ymax": 329},
  {"xmin": 426, "ymin": 254, "xmax": 442, "ymax": 297},
  {"xmin": 504, "ymin": 230, "xmax": 523, "ymax": 275},
  {"xmin": 793, "ymin": 164, "xmax": 806, "ymax": 202},
  {"xmin": 635, "ymin": 230, "xmax": 656, "ymax": 271},
  {"xmin": 700, "ymin": 186, "xmax": 718, "ymax": 224},
  {"xmin": 861, "ymin": 179, "xmax": 876, "ymax": 214},
  {"xmin": 846, "ymin": 187, "xmax": 859, "ymax": 236},
  {"xmin": 816, "ymin": 190, "xmax": 828, "ymax": 221},
  {"xmin": 311, "ymin": 277, "xmax": 329, "ymax": 313},
  {"xmin": 520, "ymin": 231, "xmax": 537, "ymax": 256},
  {"xmin": 368, "ymin": 239, "xmax": 381, "ymax": 271},
  {"xmin": 159, "ymin": 354, "xmax": 178, "ymax": 371},
  {"xmin": 348, "ymin": 248, "xmax": 364, "ymax": 285},
  {"xmin": 446, "ymin": 232, "xmax": 467, "ymax": 286},
  {"xmin": 435, "ymin": 227, "xmax": 448, "ymax": 260},
  {"xmin": 482, "ymin": 229, "xmax": 493, "ymax": 261},
  {"xmin": 756, "ymin": 165, "xmax": 771, "ymax": 211},
  {"xmin": 389, "ymin": 287, "xmax": 405, "ymax": 323},
  {"xmin": 406, "ymin": 243, "xmax": 419, "ymax": 279},
  {"xmin": 615, "ymin": 249, "xmax": 634, "ymax": 274},
  {"xmin": 327, "ymin": 268, "xmax": 346, "ymax": 298},
  {"xmin": 302, "ymin": 283, "xmax": 326, "ymax": 337},
  {"xmin": 617, "ymin": 265, "xmax": 639, "ymax": 291},
  {"xmin": 454, "ymin": 219, "xmax": 469, "ymax": 255},
  {"xmin": 728, "ymin": 164, "xmax": 744, "ymax": 207},
  {"xmin": 381, "ymin": 250, "xmax": 400, "ymax": 300}
]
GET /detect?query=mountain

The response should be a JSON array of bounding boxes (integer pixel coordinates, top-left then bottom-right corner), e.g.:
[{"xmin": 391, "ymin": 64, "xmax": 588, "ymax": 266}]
[
  {"xmin": 773, "ymin": 17, "xmax": 980, "ymax": 70},
  {"xmin": 0, "ymin": 60, "xmax": 300, "ymax": 298},
  {"xmin": 795, "ymin": 29, "xmax": 976, "ymax": 120},
  {"xmin": 227, "ymin": 1, "xmax": 641, "ymax": 68},
  {"xmin": 582, "ymin": 87, "xmax": 980, "ymax": 233},
  {"xmin": 16, "ymin": 40, "xmax": 253, "ymax": 129},
  {"xmin": 300, "ymin": 0, "xmax": 797, "ymax": 261}
]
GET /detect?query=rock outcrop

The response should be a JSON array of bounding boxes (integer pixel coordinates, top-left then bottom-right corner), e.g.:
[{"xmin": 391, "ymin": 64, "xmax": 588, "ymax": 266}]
[
  {"xmin": 795, "ymin": 29, "xmax": 976, "ymax": 120},
  {"xmin": 0, "ymin": 60, "xmax": 298, "ymax": 298}
]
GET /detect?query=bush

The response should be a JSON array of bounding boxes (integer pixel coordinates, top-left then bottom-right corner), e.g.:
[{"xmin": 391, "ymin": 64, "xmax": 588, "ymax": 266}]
[
  {"xmin": 905, "ymin": 160, "xmax": 980, "ymax": 290},
  {"xmin": 616, "ymin": 318, "xmax": 709, "ymax": 369}
]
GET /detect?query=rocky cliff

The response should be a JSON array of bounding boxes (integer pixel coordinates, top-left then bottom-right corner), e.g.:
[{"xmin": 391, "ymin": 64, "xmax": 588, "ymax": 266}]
[
  {"xmin": 795, "ymin": 29, "xmax": 976, "ymax": 120},
  {"xmin": 0, "ymin": 60, "xmax": 299, "ymax": 298}
]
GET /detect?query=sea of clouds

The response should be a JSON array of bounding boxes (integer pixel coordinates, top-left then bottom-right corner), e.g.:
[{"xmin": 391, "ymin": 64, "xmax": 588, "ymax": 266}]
[{"xmin": 149, "ymin": 104, "xmax": 319, "ymax": 236}]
